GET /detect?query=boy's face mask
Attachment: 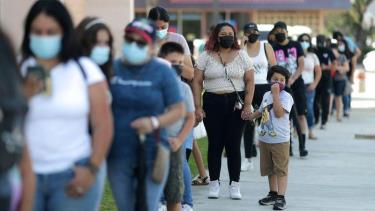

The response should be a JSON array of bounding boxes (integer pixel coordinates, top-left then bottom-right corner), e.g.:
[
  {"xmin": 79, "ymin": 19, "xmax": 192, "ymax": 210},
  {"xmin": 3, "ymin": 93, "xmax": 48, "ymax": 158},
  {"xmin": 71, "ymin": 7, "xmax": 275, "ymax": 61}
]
[{"xmin": 270, "ymin": 81, "xmax": 285, "ymax": 91}]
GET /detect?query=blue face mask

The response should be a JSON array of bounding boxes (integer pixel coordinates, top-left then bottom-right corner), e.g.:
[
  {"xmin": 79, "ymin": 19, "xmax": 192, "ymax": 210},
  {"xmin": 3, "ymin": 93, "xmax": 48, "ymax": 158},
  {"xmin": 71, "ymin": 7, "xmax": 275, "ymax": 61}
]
[
  {"xmin": 90, "ymin": 45, "xmax": 110, "ymax": 65},
  {"xmin": 156, "ymin": 28, "xmax": 168, "ymax": 39},
  {"xmin": 122, "ymin": 41, "xmax": 149, "ymax": 65},
  {"xmin": 300, "ymin": 41, "xmax": 310, "ymax": 50},
  {"xmin": 30, "ymin": 34, "xmax": 62, "ymax": 59}
]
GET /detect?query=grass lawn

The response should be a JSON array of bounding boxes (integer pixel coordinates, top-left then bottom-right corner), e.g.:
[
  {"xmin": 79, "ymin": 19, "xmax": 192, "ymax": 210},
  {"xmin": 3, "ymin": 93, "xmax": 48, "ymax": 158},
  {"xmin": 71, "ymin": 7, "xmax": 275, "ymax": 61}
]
[{"xmin": 100, "ymin": 137, "xmax": 208, "ymax": 211}]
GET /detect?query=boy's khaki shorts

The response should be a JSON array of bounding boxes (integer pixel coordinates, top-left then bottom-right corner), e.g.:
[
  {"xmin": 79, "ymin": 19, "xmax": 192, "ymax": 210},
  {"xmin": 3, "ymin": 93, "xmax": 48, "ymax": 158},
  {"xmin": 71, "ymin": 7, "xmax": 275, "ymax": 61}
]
[{"xmin": 259, "ymin": 141, "xmax": 290, "ymax": 177}]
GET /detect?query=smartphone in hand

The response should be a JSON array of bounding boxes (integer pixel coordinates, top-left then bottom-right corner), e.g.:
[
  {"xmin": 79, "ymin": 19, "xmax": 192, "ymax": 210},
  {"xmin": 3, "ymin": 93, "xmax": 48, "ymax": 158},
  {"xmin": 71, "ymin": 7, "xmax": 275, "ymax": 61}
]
[{"xmin": 26, "ymin": 65, "xmax": 52, "ymax": 96}]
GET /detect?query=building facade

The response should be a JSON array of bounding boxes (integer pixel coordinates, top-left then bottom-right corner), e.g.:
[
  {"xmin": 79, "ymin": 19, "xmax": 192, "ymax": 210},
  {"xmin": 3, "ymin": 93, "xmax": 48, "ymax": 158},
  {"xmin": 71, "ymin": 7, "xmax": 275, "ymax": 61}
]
[{"xmin": 135, "ymin": 0, "xmax": 351, "ymax": 38}]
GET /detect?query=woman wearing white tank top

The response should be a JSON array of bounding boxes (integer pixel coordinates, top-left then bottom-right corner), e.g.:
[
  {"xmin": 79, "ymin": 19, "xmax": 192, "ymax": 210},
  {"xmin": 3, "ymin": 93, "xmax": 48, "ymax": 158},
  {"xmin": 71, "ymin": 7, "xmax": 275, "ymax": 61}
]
[{"xmin": 241, "ymin": 23, "xmax": 277, "ymax": 172}]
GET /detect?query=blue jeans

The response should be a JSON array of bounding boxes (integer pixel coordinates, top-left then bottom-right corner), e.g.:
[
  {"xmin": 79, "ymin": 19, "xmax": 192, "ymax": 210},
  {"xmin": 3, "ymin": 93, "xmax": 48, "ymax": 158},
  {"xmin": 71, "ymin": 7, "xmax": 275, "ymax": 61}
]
[
  {"xmin": 94, "ymin": 162, "xmax": 107, "ymax": 211},
  {"xmin": 305, "ymin": 85, "xmax": 316, "ymax": 128},
  {"xmin": 107, "ymin": 158, "xmax": 169, "ymax": 211},
  {"xmin": 343, "ymin": 94, "xmax": 351, "ymax": 113},
  {"xmin": 182, "ymin": 145, "xmax": 193, "ymax": 207},
  {"xmin": 33, "ymin": 158, "xmax": 101, "ymax": 211}
]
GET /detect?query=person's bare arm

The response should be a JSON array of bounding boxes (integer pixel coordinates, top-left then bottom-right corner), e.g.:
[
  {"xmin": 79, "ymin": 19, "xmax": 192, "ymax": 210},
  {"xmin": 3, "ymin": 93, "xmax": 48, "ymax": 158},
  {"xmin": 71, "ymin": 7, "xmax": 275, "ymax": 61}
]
[
  {"xmin": 308, "ymin": 64, "xmax": 322, "ymax": 91},
  {"xmin": 244, "ymin": 69, "xmax": 255, "ymax": 107},
  {"xmin": 265, "ymin": 43, "xmax": 277, "ymax": 66},
  {"xmin": 169, "ymin": 112, "xmax": 195, "ymax": 152},
  {"xmin": 271, "ymin": 84, "xmax": 285, "ymax": 118},
  {"xmin": 131, "ymin": 102, "xmax": 186, "ymax": 134},
  {"xmin": 290, "ymin": 56, "xmax": 304, "ymax": 85},
  {"xmin": 19, "ymin": 145, "xmax": 35, "ymax": 211},
  {"xmin": 181, "ymin": 55, "xmax": 194, "ymax": 81},
  {"xmin": 350, "ymin": 48, "xmax": 362, "ymax": 82},
  {"xmin": 192, "ymin": 68, "xmax": 205, "ymax": 124},
  {"xmin": 67, "ymin": 81, "xmax": 113, "ymax": 198},
  {"xmin": 88, "ymin": 82, "xmax": 113, "ymax": 169}
]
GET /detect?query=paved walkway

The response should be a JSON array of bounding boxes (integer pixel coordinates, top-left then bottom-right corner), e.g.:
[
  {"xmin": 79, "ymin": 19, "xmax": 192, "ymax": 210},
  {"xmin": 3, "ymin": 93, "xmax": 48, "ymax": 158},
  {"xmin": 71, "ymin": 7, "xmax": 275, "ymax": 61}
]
[{"xmin": 192, "ymin": 71, "xmax": 375, "ymax": 211}]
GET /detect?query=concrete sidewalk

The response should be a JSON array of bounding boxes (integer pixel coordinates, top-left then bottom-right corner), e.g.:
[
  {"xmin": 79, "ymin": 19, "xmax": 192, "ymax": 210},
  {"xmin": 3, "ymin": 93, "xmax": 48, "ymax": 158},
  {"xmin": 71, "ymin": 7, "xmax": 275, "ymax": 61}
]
[{"xmin": 192, "ymin": 72, "xmax": 375, "ymax": 211}]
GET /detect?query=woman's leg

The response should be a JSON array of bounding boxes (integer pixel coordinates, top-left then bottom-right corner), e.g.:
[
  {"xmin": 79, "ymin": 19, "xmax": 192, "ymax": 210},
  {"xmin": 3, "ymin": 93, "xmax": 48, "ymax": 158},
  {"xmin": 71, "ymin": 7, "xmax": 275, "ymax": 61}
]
[
  {"xmin": 203, "ymin": 94, "xmax": 226, "ymax": 182},
  {"xmin": 335, "ymin": 96, "xmax": 343, "ymax": 121},
  {"xmin": 192, "ymin": 140, "xmax": 207, "ymax": 178}
]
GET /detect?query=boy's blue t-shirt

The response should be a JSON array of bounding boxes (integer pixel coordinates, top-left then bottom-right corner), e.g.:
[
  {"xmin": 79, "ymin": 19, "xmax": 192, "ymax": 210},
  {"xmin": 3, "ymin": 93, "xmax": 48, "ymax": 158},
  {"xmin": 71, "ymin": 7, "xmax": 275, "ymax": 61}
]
[{"xmin": 109, "ymin": 58, "xmax": 182, "ymax": 162}]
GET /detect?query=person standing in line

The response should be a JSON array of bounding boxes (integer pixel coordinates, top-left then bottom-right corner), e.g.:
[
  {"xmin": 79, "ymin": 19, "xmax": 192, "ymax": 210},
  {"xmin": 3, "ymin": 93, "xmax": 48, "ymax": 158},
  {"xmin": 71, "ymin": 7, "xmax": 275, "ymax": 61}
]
[
  {"xmin": 75, "ymin": 16, "xmax": 115, "ymax": 210},
  {"xmin": 314, "ymin": 35, "xmax": 336, "ymax": 130},
  {"xmin": 297, "ymin": 33, "xmax": 321, "ymax": 140},
  {"xmin": 333, "ymin": 31, "xmax": 361, "ymax": 117},
  {"xmin": 20, "ymin": 1, "xmax": 113, "ymax": 210},
  {"xmin": 193, "ymin": 22, "xmax": 255, "ymax": 200},
  {"xmin": 331, "ymin": 41, "xmax": 350, "ymax": 122},
  {"xmin": 0, "ymin": 28, "xmax": 35, "ymax": 211},
  {"xmin": 241, "ymin": 22, "xmax": 276, "ymax": 171},
  {"xmin": 148, "ymin": 6, "xmax": 194, "ymax": 81},
  {"xmin": 249, "ymin": 65, "xmax": 294, "ymax": 211},
  {"xmin": 158, "ymin": 42, "xmax": 195, "ymax": 211},
  {"xmin": 108, "ymin": 19, "xmax": 185, "ymax": 211},
  {"xmin": 271, "ymin": 21, "xmax": 308, "ymax": 158}
]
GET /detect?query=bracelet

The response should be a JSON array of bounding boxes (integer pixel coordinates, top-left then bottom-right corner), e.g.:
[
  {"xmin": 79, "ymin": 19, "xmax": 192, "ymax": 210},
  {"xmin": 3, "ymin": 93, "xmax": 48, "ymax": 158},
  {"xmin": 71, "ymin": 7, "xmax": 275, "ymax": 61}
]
[
  {"xmin": 85, "ymin": 162, "xmax": 99, "ymax": 175},
  {"xmin": 150, "ymin": 116, "xmax": 160, "ymax": 130}
]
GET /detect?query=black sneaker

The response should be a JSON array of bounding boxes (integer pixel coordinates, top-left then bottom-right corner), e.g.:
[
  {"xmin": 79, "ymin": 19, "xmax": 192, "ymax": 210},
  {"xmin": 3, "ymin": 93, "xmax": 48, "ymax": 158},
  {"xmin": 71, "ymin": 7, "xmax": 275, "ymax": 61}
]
[
  {"xmin": 259, "ymin": 192, "xmax": 276, "ymax": 206},
  {"xmin": 273, "ymin": 196, "xmax": 287, "ymax": 210}
]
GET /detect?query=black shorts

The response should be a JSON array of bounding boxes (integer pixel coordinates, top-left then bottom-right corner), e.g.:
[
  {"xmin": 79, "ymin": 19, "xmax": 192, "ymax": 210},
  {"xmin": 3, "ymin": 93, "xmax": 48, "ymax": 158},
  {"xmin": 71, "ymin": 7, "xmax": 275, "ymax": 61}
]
[
  {"xmin": 290, "ymin": 77, "xmax": 307, "ymax": 116},
  {"xmin": 333, "ymin": 79, "xmax": 346, "ymax": 96}
]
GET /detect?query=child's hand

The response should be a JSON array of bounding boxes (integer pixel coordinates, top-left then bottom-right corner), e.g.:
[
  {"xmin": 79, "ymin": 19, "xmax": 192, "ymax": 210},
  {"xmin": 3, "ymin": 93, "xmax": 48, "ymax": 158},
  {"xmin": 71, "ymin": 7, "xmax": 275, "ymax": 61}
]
[
  {"xmin": 271, "ymin": 83, "xmax": 280, "ymax": 95},
  {"xmin": 169, "ymin": 137, "xmax": 182, "ymax": 152}
]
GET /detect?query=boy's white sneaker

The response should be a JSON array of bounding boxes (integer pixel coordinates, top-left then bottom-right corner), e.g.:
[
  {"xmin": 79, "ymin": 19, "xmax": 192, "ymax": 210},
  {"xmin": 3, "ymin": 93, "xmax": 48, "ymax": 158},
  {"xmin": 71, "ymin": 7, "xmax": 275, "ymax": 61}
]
[
  {"xmin": 229, "ymin": 181, "xmax": 242, "ymax": 200},
  {"xmin": 241, "ymin": 158, "xmax": 254, "ymax": 171},
  {"xmin": 182, "ymin": 204, "xmax": 194, "ymax": 211},
  {"xmin": 208, "ymin": 180, "xmax": 220, "ymax": 199}
]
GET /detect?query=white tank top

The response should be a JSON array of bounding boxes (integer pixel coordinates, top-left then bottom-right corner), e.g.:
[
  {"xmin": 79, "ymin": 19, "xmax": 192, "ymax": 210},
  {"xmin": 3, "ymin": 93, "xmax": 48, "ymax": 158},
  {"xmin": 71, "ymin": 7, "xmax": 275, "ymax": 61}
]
[{"xmin": 250, "ymin": 41, "xmax": 269, "ymax": 84}]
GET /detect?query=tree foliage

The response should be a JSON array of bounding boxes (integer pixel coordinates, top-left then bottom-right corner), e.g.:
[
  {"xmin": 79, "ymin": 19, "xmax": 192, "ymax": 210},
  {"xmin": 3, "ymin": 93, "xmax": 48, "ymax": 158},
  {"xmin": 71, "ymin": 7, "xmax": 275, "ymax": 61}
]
[{"xmin": 325, "ymin": 0, "xmax": 374, "ymax": 49}]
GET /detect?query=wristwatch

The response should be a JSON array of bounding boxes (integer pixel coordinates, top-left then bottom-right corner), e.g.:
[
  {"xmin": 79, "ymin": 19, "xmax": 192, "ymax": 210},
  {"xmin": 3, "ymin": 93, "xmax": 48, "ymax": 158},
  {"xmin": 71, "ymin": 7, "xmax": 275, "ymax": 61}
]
[
  {"xmin": 150, "ymin": 116, "xmax": 160, "ymax": 130},
  {"xmin": 85, "ymin": 161, "xmax": 99, "ymax": 175}
]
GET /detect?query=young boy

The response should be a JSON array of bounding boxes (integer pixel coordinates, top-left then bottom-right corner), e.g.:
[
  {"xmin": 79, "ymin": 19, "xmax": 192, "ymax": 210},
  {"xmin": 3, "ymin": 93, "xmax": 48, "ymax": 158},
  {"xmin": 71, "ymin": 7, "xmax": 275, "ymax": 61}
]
[
  {"xmin": 159, "ymin": 42, "xmax": 195, "ymax": 211},
  {"xmin": 249, "ymin": 65, "xmax": 293, "ymax": 210}
]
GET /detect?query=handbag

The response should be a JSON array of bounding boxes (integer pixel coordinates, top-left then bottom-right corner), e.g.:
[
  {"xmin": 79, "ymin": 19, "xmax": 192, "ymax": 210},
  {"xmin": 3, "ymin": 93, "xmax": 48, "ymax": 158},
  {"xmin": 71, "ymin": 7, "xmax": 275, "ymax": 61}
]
[{"xmin": 151, "ymin": 130, "xmax": 170, "ymax": 184}]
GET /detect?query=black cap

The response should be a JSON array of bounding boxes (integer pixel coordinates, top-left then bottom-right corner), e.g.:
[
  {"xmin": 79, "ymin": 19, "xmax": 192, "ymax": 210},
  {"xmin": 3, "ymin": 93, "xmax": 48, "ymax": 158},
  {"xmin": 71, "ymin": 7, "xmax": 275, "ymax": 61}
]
[
  {"xmin": 243, "ymin": 22, "xmax": 258, "ymax": 32},
  {"xmin": 316, "ymin": 35, "xmax": 326, "ymax": 43},
  {"xmin": 274, "ymin": 21, "xmax": 287, "ymax": 30},
  {"xmin": 332, "ymin": 31, "xmax": 343, "ymax": 39}
]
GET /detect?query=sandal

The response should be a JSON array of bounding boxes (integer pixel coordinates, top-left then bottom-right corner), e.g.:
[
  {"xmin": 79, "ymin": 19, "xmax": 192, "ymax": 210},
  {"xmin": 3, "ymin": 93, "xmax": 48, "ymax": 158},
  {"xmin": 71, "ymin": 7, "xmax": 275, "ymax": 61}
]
[{"xmin": 192, "ymin": 175, "xmax": 209, "ymax": 186}]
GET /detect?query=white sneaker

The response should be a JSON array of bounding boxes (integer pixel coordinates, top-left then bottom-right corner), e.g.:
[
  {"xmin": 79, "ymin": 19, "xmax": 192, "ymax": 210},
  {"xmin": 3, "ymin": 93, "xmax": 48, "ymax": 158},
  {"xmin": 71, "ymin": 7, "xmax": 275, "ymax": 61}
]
[
  {"xmin": 241, "ymin": 158, "xmax": 254, "ymax": 171},
  {"xmin": 208, "ymin": 180, "xmax": 220, "ymax": 199},
  {"xmin": 182, "ymin": 204, "xmax": 194, "ymax": 211},
  {"xmin": 229, "ymin": 181, "xmax": 242, "ymax": 200},
  {"xmin": 157, "ymin": 203, "xmax": 167, "ymax": 211}
]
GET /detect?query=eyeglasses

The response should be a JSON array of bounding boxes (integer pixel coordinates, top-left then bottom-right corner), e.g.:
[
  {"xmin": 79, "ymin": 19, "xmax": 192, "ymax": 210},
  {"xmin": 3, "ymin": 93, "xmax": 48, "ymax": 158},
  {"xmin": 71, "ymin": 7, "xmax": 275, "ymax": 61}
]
[{"xmin": 125, "ymin": 36, "xmax": 147, "ymax": 48}]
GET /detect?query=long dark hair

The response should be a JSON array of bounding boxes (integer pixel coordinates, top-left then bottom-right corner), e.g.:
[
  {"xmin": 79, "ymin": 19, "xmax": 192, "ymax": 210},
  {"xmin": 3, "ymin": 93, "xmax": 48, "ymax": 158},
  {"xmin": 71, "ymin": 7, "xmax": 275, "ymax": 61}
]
[
  {"xmin": 21, "ymin": 0, "xmax": 81, "ymax": 62},
  {"xmin": 76, "ymin": 17, "xmax": 114, "ymax": 81},
  {"xmin": 205, "ymin": 22, "xmax": 240, "ymax": 52},
  {"xmin": 297, "ymin": 33, "xmax": 315, "ymax": 54},
  {"xmin": 0, "ymin": 28, "xmax": 28, "ymax": 134}
]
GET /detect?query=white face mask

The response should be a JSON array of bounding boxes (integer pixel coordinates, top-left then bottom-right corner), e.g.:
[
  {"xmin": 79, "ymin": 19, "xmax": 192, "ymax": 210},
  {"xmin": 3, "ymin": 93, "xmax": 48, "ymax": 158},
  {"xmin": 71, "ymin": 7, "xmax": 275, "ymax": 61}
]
[
  {"xmin": 338, "ymin": 44, "xmax": 345, "ymax": 52},
  {"xmin": 156, "ymin": 28, "xmax": 168, "ymax": 39}
]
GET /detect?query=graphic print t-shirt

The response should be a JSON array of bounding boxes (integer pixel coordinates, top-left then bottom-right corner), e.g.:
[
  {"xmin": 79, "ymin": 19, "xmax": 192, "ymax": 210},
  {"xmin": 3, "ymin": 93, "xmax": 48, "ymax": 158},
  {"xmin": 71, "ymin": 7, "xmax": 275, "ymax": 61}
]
[
  {"xmin": 273, "ymin": 41, "xmax": 304, "ymax": 75},
  {"xmin": 258, "ymin": 91, "xmax": 294, "ymax": 144}
]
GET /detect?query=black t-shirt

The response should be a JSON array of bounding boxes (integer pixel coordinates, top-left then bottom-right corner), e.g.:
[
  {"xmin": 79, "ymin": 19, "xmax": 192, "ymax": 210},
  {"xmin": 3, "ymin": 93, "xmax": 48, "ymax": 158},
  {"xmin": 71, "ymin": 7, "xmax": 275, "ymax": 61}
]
[
  {"xmin": 272, "ymin": 41, "xmax": 304, "ymax": 75},
  {"xmin": 315, "ymin": 47, "xmax": 336, "ymax": 67}
]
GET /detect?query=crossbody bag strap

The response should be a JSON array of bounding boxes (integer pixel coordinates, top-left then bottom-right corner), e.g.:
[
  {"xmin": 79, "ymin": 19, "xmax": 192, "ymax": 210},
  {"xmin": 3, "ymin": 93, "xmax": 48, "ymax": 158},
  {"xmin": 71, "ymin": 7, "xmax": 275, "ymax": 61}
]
[{"xmin": 218, "ymin": 52, "xmax": 244, "ymax": 105}]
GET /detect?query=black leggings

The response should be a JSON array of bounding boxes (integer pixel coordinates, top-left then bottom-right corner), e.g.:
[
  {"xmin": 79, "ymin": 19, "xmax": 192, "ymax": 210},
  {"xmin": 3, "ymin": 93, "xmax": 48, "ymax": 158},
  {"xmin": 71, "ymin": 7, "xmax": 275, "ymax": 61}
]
[
  {"xmin": 314, "ymin": 71, "xmax": 332, "ymax": 125},
  {"xmin": 203, "ymin": 92, "xmax": 246, "ymax": 182},
  {"xmin": 243, "ymin": 84, "xmax": 270, "ymax": 159}
]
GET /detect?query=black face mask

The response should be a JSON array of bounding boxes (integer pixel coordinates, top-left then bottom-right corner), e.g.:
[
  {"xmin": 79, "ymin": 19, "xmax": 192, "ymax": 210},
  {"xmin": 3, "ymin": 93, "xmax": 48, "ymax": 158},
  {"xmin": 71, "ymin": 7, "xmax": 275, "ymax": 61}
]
[
  {"xmin": 218, "ymin": 36, "xmax": 234, "ymax": 48},
  {"xmin": 317, "ymin": 42, "xmax": 325, "ymax": 48},
  {"xmin": 275, "ymin": 33, "xmax": 286, "ymax": 43},
  {"xmin": 172, "ymin": 64, "xmax": 183, "ymax": 76},
  {"xmin": 248, "ymin": 33, "xmax": 259, "ymax": 43}
]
